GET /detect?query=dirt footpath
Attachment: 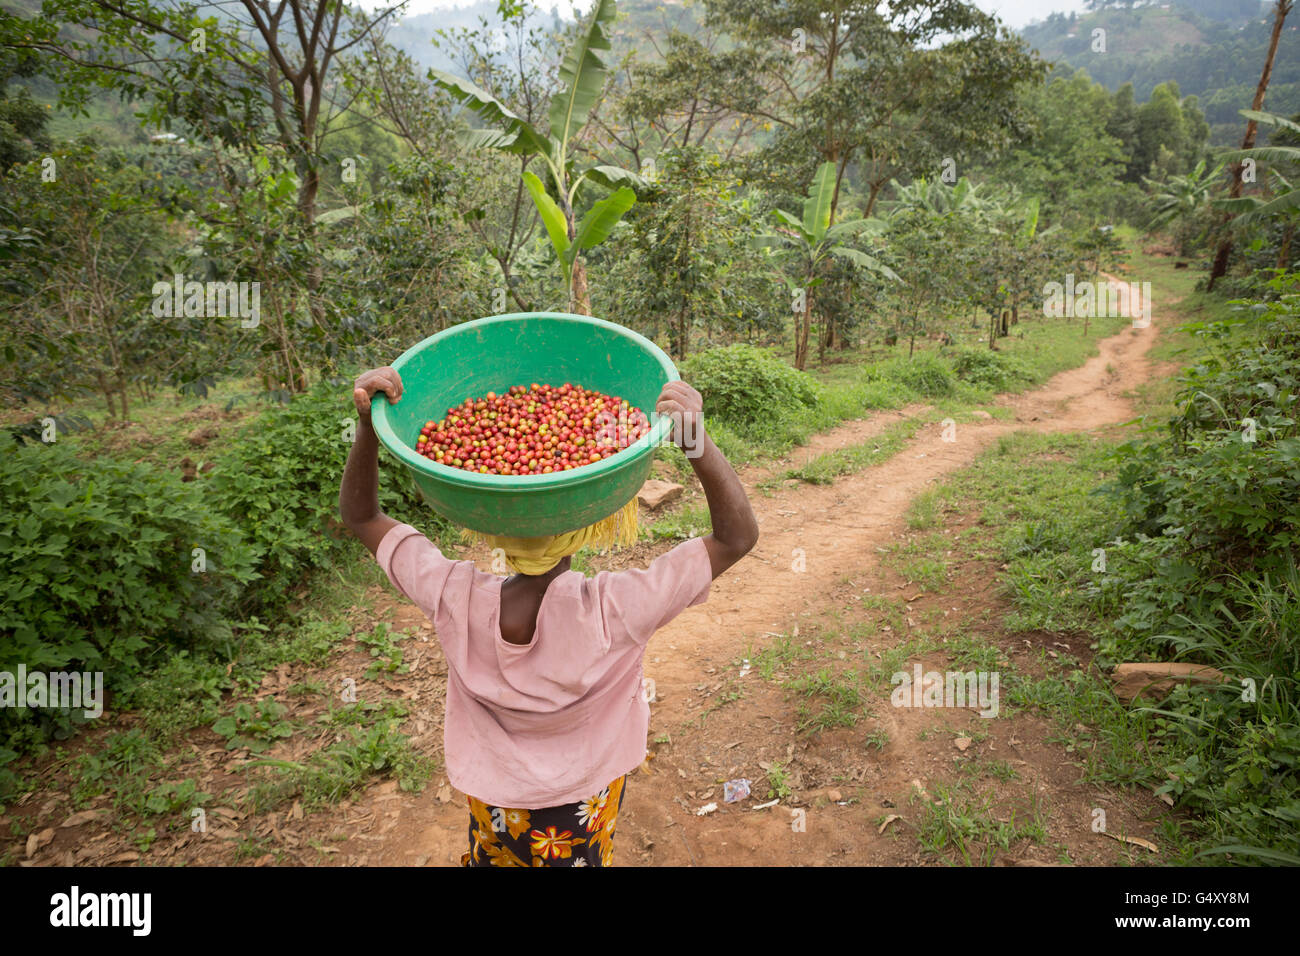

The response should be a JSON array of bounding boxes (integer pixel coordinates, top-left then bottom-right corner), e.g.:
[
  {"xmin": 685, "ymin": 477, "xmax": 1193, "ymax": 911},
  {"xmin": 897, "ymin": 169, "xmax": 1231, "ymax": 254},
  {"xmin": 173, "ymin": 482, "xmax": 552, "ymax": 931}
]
[
  {"xmin": 11, "ymin": 281, "xmax": 1176, "ymax": 869},
  {"xmin": 343, "ymin": 287, "xmax": 1176, "ymax": 867}
]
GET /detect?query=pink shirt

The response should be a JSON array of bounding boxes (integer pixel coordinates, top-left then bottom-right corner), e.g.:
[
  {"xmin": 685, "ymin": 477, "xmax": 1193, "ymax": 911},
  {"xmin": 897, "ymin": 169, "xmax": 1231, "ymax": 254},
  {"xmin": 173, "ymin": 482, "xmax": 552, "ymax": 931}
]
[{"xmin": 376, "ymin": 524, "xmax": 712, "ymax": 808}]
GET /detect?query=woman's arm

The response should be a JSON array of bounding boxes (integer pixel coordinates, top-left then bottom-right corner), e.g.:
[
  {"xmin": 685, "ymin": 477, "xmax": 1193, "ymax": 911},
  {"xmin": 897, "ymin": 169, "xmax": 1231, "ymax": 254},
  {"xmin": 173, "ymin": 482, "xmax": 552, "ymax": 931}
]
[
  {"xmin": 655, "ymin": 380, "xmax": 759, "ymax": 578},
  {"xmin": 340, "ymin": 366, "xmax": 404, "ymax": 556}
]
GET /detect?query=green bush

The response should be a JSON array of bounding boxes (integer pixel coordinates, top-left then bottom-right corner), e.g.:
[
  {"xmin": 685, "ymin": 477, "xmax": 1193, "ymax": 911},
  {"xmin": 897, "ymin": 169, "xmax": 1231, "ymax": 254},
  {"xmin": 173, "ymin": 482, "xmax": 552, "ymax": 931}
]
[
  {"xmin": 679, "ymin": 344, "xmax": 820, "ymax": 438},
  {"xmin": 1109, "ymin": 306, "xmax": 1300, "ymax": 580},
  {"xmin": 0, "ymin": 441, "xmax": 257, "ymax": 747},
  {"xmin": 1096, "ymin": 276, "xmax": 1300, "ymax": 860},
  {"xmin": 207, "ymin": 381, "xmax": 434, "ymax": 608},
  {"xmin": 947, "ymin": 348, "xmax": 1034, "ymax": 392},
  {"xmin": 870, "ymin": 354, "xmax": 957, "ymax": 398}
]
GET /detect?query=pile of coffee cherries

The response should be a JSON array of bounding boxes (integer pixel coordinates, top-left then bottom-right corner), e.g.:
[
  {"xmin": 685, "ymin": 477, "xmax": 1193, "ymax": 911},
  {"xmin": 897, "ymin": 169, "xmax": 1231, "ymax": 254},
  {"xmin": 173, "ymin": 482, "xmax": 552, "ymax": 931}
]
[{"xmin": 414, "ymin": 382, "xmax": 652, "ymax": 475}]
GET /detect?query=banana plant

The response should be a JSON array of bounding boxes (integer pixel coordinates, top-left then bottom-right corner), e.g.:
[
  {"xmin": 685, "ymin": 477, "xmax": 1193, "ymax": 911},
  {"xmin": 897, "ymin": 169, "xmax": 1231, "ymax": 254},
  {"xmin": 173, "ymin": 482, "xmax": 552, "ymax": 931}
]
[
  {"xmin": 1214, "ymin": 110, "xmax": 1300, "ymax": 226},
  {"xmin": 430, "ymin": 0, "xmax": 644, "ymax": 313},
  {"xmin": 1144, "ymin": 159, "xmax": 1226, "ymax": 231},
  {"xmin": 754, "ymin": 161, "xmax": 898, "ymax": 369}
]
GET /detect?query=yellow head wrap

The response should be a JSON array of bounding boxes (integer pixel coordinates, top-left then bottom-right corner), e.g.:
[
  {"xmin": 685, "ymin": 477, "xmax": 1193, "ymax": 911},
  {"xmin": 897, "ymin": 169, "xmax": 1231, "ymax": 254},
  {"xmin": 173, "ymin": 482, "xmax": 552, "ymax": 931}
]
[{"xmin": 464, "ymin": 497, "xmax": 639, "ymax": 575}]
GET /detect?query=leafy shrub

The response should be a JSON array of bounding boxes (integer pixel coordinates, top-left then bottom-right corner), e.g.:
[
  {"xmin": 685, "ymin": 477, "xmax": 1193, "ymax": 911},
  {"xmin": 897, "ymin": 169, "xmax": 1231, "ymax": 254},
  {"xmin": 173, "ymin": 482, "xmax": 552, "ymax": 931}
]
[
  {"xmin": 680, "ymin": 344, "xmax": 820, "ymax": 437},
  {"xmin": 870, "ymin": 354, "xmax": 956, "ymax": 398},
  {"xmin": 207, "ymin": 381, "xmax": 436, "ymax": 608},
  {"xmin": 1097, "ymin": 277, "xmax": 1300, "ymax": 860},
  {"xmin": 212, "ymin": 699, "xmax": 294, "ymax": 752},
  {"xmin": 0, "ymin": 442, "xmax": 257, "ymax": 748},
  {"xmin": 1108, "ymin": 305, "xmax": 1300, "ymax": 580},
  {"xmin": 948, "ymin": 348, "xmax": 1034, "ymax": 392}
]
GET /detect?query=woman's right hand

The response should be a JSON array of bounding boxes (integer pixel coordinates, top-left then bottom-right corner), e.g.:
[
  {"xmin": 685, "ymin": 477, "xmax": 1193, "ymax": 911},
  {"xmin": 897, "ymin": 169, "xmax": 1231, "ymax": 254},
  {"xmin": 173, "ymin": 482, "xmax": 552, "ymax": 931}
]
[
  {"xmin": 353, "ymin": 367, "xmax": 403, "ymax": 424},
  {"xmin": 655, "ymin": 380, "xmax": 704, "ymax": 453}
]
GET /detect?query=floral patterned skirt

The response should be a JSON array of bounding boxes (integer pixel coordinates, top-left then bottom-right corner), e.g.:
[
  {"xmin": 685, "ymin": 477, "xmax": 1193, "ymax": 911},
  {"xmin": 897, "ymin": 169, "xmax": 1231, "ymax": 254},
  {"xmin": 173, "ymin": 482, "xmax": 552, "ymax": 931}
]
[{"xmin": 460, "ymin": 775, "xmax": 628, "ymax": 867}]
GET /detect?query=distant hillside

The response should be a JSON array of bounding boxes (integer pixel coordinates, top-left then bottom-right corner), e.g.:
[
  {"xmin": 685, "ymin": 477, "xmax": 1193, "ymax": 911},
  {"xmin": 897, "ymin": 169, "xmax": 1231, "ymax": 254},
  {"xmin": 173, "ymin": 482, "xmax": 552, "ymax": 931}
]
[
  {"xmin": 1020, "ymin": 2, "xmax": 1300, "ymax": 144},
  {"xmin": 381, "ymin": 1, "xmax": 564, "ymax": 72},
  {"xmin": 10, "ymin": 0, "xmax": 1298, "ymax": 150},
  {"xmin": 381, "ymin": 0, "xmax": 704, "ymax": 72}
]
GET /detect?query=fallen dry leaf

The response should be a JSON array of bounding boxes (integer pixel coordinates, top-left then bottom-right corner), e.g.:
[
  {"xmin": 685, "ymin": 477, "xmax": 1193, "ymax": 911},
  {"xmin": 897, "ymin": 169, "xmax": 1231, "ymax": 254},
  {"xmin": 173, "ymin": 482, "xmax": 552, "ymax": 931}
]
[
  {"xmin": 26, "ymin": 827, "xmax": 54, "ymax": 859},
  {"xmin": 60, "ymin": 810, "xmax": 104, "ymax": 828},
  {"xmin": 1100, "ymin": 831, "xmax": 1159, "ymax": 853},
  {"xmin": 878, "ymin": 814, "xmax": 901, "ymax": 834}
]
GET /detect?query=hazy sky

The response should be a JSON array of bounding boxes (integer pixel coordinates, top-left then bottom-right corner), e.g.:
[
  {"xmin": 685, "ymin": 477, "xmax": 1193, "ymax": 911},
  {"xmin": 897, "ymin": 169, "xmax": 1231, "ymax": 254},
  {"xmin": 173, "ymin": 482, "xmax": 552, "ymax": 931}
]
[{"xmin": 363, "ymin": 0, "xmax": 1092, "ymax": 31}]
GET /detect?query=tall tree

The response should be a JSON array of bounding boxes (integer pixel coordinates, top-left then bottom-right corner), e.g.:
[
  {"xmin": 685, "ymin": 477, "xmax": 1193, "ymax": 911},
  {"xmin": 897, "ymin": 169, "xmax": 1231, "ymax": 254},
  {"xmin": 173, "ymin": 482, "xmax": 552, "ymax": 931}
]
[
  {"xmin": 1215, "ymin": 109, "xmax": 1300, "ymax": 269},
  {"xmin": 694, "ymin": 0, "xmax": 1043, "ymax": 219},
  {"xmin": 4, "ymin": 0, "xmax": 405, "ymax": 386},
  {"xmin": 430, "ymin": 0, "xmax": 644, "ymax": 314},
  {"xmin": 754, "ymin": 161, "xmax": 898, "ymax": 369},
  {"xmin": 1207, "ymin": 0, "xmax": 1293, "ymax": 290}
]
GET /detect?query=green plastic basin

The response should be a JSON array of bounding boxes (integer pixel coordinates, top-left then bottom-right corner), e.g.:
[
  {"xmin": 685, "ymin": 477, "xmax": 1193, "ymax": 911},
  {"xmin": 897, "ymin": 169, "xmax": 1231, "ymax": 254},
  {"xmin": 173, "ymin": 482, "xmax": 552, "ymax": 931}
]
[{"xmin": 371, "ymin": 312, "xmax": 679, "ymax": 537}]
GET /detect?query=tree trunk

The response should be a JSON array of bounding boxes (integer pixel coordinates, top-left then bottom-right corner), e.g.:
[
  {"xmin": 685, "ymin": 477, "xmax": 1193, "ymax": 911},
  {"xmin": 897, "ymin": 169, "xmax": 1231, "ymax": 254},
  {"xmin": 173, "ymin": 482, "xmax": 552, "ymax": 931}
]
[
  {"xmin": 673, "ymin": 302, "xmax": 689, "ymax": 360},
  {"xmin": 1208, "ymin": 0, "xmax": 1292, "ymax": 290},
  {"xmin": 864, "ymin": 179, "xmax": 885, "ymax": 218},
  {"xmin": 1278, "ymin": 222, "xmax": 1295, "ymax": 270},
  {"xmin": 300, "ymin": 165, "xmax": 325, "ymax": 347},
  {"xmin": 96, "ymin": 372, "xmax": 114, "ymax": 418},
  {"xmin": 794, "ymin": 295, "xmax": 812, "ymax": 371},
  {"xmin": 570, "ymin": 258, "xmax": 592, "ymax": 315}
]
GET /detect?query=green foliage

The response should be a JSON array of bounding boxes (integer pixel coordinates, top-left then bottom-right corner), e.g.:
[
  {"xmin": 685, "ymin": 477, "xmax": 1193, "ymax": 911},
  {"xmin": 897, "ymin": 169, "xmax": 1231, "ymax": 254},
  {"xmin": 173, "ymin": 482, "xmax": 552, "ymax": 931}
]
[
  {"xmin": 356, "ymin": 622, "xmax": 411, "ymax": 679},
  {"xmin": 1108, "ymin": 293, "xmax": 1300, "ymax": 580},
  {"xmin": 680, "ymin": 344, "xmax": 820, "ymax": 437},
  {"xmin": 948, "ymin": 348, "xmax": 1034, "ymax": 392},
  {"xmin": 938, "ymin": 315, "xmax": 1300, "ymax": 860},
  {"xmin": 123, "ymin": 650, "xmax": 228, "ymax": 743},
  {"xmin": 0, "ymin": 441, "xmax": 257, "ymax": 745},
  {"xmin": 206, "ymin": 382, "xmax": 435, "ymax": 608},
  {"xmin": 871, "ymin": 354, "xmax": 957, "ymax": 398},
  {"xmin": 247, "ymin": 700, "xmax": 434, "ymax": 810},
  {"xmin": 143, "ymin": 777, "xmax": 210, "ymax": 816},
  {"xmin": 212, "ymin": 698, "xmax": 294, "ymax": 753},
  {"xmin": 0, "ymin": 142, "xmax": 182, "ymax": 412}
]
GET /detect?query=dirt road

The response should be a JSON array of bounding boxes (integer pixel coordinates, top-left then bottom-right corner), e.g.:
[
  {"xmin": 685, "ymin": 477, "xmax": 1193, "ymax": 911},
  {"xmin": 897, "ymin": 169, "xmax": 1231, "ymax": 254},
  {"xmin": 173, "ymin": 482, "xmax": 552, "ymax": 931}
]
[{"xmin": 349, "ymin": 284, "xmax": 1174, "ymax": 867}]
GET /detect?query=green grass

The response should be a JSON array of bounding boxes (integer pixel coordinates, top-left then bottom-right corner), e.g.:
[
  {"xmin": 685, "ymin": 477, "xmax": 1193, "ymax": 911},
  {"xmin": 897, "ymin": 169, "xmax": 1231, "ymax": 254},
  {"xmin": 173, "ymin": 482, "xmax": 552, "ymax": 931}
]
[
  {"xmin": 641, "ymin": 503, "xmax": 712, "ymax": 542},
  {"xmin": 685, "ymin": 300, "xmax": 1132, "ymax": 476},
  {"xmin": 767, "ymin": 416, "xmax": 934, "ymax": 487},
  {"xmin": 1, "ymin": 373, "xmax": 269, "ymax": 469},
  {"xmin": 784, "ymin": 668, "xmax": 867, "ymax": 734},
  {"xmin": 695, "ymin": 672, "xmax": 746, "ymax": 727},
  {"xmin": 957, "ymin": 758, "xmax": 1019, "ymax": 782},
  {"xmin": 764, "ymin": 762, "xmax": 793, "ymax": 801},
  {"xmin": 913, "ymin": 778, "xmax": 1049, "ymax": 866},
  {"xmin": 881, "ymin": 532, "xmax": 952, "ymax": 593},
  {"xmin": 245, "ymin": 698, "xmax": 436, "ymax": 813},
  {"xmin": 750, "ymin": 632, "xmax": 819, "ymax": 682}
]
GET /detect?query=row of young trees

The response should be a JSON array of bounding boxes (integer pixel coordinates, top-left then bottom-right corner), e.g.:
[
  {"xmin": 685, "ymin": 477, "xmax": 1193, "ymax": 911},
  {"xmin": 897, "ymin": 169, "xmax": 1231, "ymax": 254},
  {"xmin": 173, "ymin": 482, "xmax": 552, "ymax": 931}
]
[
  {"xmin": 1133, "ymin": 0, "xmax": 1298, "ymax": 288},
  {"xmin": 0, "ymin": 0, "xmax": 1277, "ymax": 409}
]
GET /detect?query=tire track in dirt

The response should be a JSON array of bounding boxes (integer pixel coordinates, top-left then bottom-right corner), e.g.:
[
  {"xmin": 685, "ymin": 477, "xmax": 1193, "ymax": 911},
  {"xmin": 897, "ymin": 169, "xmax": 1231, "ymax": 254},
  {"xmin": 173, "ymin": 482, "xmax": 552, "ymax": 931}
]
[
  {"xmin": 355, "ymin": 284, "xmax": 1173, "ymax": 866},
  {"xmin": 652, "ymin": 309, "xmax": 1160, "ymax": 729}
]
